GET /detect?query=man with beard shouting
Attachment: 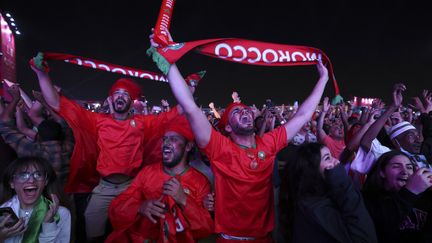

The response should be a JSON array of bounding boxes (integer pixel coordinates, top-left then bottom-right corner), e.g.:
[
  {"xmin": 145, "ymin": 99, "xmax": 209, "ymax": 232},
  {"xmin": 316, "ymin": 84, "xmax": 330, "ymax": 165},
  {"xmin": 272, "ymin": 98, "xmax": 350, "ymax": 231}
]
[
  {"xmin": 106, "ymin": 116, "xmax": 213, "ymax": 242},
  {"xmin": 30, "ymin": 54, "xmax": 181, "ymax": 242},
  {"xmin": 149, "ymin": 31, "xmax": 329, "ymax": 242}
]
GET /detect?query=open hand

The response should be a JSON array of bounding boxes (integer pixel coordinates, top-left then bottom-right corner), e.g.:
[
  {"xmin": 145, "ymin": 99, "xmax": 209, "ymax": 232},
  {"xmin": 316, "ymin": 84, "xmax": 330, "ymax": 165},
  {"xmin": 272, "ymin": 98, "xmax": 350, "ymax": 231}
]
[{"xmin": 44, "ymin": 194, "xmax": 60, "ymax": 223}]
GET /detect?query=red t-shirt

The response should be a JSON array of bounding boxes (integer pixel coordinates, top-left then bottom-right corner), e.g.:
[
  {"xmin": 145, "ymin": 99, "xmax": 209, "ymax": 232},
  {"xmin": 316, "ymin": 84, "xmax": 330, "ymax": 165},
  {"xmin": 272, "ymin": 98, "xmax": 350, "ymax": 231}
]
[
  {"xmin": 323, "ymin": 135, "xmax": 346, "ymax": 160},
  {"xmin": 59, "ymin": 96, "xmax": 178, "ymax": 178},
  {"xmin": 201, "ymin": 126, "xmax": 287, "ymax": 237},
  {"xmin": 107, "ymin": 163, "xmax": 213, "ymax": 242}
]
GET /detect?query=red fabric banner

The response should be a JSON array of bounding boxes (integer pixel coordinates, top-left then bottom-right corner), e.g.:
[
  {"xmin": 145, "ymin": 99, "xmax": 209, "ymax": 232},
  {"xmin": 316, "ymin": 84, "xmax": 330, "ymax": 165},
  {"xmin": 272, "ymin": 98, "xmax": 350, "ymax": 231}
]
[
  {"xmin": 151, "ymin": 0, "xmax": 340, "ymax": 96},
  {"xmin": 43, "ymin": 52, "xmax": 169, "ymax": 82},
  {"xmin": 40, "ymin": 52, "xmax": 204, "ymax": 86},
  {"xmin": 154, "ymin": 0, "xmax": 176, "ymax": 46},
  {"xmin": 148, "ymin": 39, "xmax": 340, "ymax": 95}
]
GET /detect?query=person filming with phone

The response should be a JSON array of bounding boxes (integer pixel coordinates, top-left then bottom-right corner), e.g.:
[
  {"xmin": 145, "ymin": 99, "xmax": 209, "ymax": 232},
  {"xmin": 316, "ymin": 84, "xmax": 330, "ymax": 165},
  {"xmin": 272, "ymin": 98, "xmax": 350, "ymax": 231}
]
[{"xmin": 0, "ymin": 157, "xmax": 71, "ymax": 243}]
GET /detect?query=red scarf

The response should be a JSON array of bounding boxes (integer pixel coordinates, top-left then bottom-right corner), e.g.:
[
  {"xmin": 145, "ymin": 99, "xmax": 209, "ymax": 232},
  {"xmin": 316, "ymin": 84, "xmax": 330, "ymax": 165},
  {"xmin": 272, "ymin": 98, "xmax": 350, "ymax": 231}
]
[
  {"xmin": 154, "ymin": 0, "xmax": 177, "ymax": 46},
  {"xmin": 151, "ymin": 0, "xmax": 341, "ymax": 97},
  {"xmin": 40, "ymin": 52, "xmax": 204, "ymax": 85},
  {"xmin": 147, "ymin": 39, "xmax": 340, "ymax": 96}
]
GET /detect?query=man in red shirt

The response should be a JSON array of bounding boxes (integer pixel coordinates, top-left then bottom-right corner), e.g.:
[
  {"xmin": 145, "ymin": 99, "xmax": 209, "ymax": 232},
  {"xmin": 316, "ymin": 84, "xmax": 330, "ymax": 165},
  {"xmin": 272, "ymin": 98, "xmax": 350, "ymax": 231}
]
[
  {"xmin": 106, "ymin": 117, "xmax": 213, "ymax": 242},
  {"xmin": 317, "ymin": 97, "xmax": 346, "ymax": 159},
  {"xmin": 30, "ymin": 56, "xmax": 181, "ymax": 241},
  {"xmin": 150, "ymin": 32, "xmax": 329, "ymax": 242}
]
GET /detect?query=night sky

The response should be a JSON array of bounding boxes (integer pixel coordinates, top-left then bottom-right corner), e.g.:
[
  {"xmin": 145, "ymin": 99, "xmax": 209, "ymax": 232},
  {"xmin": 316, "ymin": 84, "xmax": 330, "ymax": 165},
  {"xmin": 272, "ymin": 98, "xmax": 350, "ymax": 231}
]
[{"xmin": 2, "ymin": 0, "xmax": 431, "ymax": 108}]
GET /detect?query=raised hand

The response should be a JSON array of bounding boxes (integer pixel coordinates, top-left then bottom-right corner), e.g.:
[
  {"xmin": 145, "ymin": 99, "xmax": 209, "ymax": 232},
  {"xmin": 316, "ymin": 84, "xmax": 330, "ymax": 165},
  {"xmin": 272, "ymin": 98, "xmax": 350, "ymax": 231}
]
[
  {"xmin": 161, "ymin": 99, "xmax": 169, "ymax": 107},
  {"xmin": 405, "ymin": 168, "xmax": 432, "ymax": 195},
  {"xmin": 30, "ymin": 52, "xmax": 49, "ymax": 73},
  {"xmin": 322, "ymin": 97, "xmax": 330, "ymax": 113},
  {"xmin": 107, "ymin": 96, "xmax": 114, "ymax": 114},
  {"xmin": 250, "ymin": 104, "xmax": 260, "ymax": 118},
  {"xmin": 232, "ymin": 91, "xmax": 241, "ymax": 103},
  {"xmin": 421, "ymin": 90, "xmax": 432, "ymax": 113},
  {"xmin": 372, "ymin": 98, "xmax": 384, "ymax": 110},
  {"xmin": 209, "ymin": 102, "xmax": 215, "ymax": 110},
  {"xmin": 392, "ymin": 83, "xmax": 406, "ymax": 108},
  {"xmin": 367, "ymin": 108, "xmax": 381, "ymax": 125},
  {"xmin": 149, "ymin": 27, "xmax": 174, "ymax": 48},
  {"xmin": 316, "ymin": 59, "xmax": 329, "ymax": 82},
  {"xmin": 409, "ymin": 96, "xmax": 426, "ymax": 113},
  {"xmin": 44, "ymin": 194, "xmax": 60, "ymax": 223}
]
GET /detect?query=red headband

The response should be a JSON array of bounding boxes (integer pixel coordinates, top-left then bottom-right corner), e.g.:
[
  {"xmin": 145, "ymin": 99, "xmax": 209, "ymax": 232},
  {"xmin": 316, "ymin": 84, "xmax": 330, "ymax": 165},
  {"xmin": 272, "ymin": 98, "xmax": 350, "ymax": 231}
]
[
  {"xmin": 165, "ymin": 116, "xmax": 194, "ymax": 142},
  {"xmin": 109, "ymin": 78, "xmax": 141, "ymax": 100},
  {"xmin": 218, "ymin": 102, "xmax": 250, "ymax": 131}
]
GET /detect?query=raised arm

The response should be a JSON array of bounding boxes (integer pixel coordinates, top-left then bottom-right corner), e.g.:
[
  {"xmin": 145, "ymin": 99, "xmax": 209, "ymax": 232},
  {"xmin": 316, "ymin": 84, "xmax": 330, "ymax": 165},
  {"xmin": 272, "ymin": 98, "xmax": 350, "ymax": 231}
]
[
  {"xmin": 167, "ymin": 64, "xmax": 212, "ymax": 148},
  {"xmin": 30, "ymin": 53, "xmax": 60, "ymax": 111},
  {"xmin": 149, "ymin": 31, "xmax": 211, "ymax": 148},
  {"xmin": 360, "ymin": 83, "xmax": 405, "ymax": 151},
  {"xmin": 0, "ymin": 85, "xmax": 20, "ymax": 122},
  {"xmin": 257, "ymin": 109, "xmax": 271, "ymax": 137},
  {"xmin": 32, "ymin": 90, "xmax": 63, "ymax": 123},
  {"xmin": 317, "ymin": 97, "xmax": 330, "ymax": 142},
  {"xmin": 338, "ymin": 103, "xmax": 349, "ymax": 135},
  {"xmin": 284, "ymin": 59, "xmax": 329, "ymax": 142},
  {"xmin": 208, "ymin": 102, "xmax": 221, "ymax": 119},
  {"xmin": 15, "ymin": 107, "xmax": 37, "ymax": 141},
  {"xmin": 345, "ymin": 108, "xmax": 380, "ymax": 152}
]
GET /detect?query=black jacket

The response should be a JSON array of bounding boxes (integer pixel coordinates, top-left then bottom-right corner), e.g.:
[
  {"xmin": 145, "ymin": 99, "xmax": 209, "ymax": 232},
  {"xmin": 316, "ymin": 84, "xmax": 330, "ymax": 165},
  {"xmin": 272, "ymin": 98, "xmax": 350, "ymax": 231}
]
[
  {"xmin": 290, "ymin": 165, "xmax": 377, "ymax": 243},
  {"xmin": 363, "ymin": 188, "xmax": 432, "ymax": 243}
]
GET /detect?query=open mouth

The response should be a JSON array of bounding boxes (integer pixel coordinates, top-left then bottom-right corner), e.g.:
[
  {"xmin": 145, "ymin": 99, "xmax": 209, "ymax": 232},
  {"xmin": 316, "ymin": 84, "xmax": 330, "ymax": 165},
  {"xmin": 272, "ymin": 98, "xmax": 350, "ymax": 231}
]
[
  {"xmin": 397, "ymin": 178, "xmax": 408, "ymax": 185},
  {"xmin": 162, "ymin": 147, "xmax": 173, "ymax": 158},
  {"xmin": 115, "ymin": 99, "xmax": 126, "ymax": 106},
  {"xmin": 240, "ymin": 116, "xmax": 252, "ymax": 125},
  {"xmin": 23, "ymin": 186, "xmax": 39, "ymax": 197}
]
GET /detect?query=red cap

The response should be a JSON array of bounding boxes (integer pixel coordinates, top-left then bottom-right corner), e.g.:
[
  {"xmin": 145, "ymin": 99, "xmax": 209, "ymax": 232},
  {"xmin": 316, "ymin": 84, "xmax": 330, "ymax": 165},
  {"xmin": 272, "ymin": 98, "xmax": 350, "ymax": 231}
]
[
  {"xmin": 218, "ymin": 102, "xmax": 249, "ymax": 131},
  {"xmin": 109, "ymin": 78, "xmax": 141, "ymax": 100},
  {"xmin": 165, "ymin": 116, "xmax": 194, "ymax": 142}
]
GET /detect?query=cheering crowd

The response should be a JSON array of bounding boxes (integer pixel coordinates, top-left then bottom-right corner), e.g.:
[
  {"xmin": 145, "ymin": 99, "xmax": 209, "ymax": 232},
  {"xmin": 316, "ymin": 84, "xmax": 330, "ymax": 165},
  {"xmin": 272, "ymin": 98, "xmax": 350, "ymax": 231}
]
[{"xmin": 0, "ymin": 26, "xmax": 432, "ymax": 243}]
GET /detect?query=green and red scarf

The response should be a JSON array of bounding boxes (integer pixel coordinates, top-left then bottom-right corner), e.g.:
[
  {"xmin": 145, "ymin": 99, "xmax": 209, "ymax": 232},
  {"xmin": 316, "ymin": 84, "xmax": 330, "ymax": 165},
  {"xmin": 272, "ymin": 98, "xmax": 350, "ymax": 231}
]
[{"xmin": 22, "ymin": 196, "xmax": 60, "ymax": 243}]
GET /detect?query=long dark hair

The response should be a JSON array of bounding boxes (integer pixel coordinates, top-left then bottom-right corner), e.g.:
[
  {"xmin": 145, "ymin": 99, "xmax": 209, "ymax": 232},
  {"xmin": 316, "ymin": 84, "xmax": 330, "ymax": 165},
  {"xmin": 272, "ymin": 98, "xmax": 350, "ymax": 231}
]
[
  {"xmin": 279, "ymin": 143, "xmax": 328, "ymax": 241},
  {"xmin": 0, "ymin": 157, "xmax": 65, "ymax": 206},
  {"xmin": 362, "ymin": 150, "xmax": 413, "ymax": 193}
]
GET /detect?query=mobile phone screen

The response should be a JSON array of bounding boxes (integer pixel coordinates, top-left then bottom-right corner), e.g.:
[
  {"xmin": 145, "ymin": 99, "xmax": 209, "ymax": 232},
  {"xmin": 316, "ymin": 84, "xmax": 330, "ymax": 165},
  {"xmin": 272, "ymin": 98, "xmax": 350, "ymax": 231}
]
[{"xmin": 0, "ymin": 207, "xmax": 19, "ymax": 227}]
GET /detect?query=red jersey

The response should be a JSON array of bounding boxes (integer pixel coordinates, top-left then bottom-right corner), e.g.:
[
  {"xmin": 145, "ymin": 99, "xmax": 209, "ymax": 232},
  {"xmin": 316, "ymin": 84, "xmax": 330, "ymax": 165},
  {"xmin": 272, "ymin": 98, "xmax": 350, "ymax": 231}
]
[
  {"xmin": 106, "ymin": 163, "xmax": 214, "ymax": 242},
  {"xmin": 201, "ymin": 126, "xmax": 287, "ymax": 237},
  {"xmin": 58, "ymin": 96, "xmax": 178, "ymax": 192},
  {"xmin": 323, "ymin": 135, "xmax": 346, "ymax": 160}
]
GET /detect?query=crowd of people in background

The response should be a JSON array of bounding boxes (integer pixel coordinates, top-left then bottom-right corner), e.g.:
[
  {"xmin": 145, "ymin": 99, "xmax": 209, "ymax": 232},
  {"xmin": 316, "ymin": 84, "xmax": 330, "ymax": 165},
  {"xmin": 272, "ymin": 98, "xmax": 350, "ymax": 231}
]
[{"xmin": 0, "ymin": 32, "xmax": 432, "ymax": 243}]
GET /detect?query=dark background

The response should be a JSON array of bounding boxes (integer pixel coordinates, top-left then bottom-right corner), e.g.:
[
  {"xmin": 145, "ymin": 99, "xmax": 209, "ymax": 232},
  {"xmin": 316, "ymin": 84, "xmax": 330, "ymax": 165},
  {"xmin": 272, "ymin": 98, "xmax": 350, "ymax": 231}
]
[{"xmin": 2, "ymin": 0, "xmax": 431, "ymax": 107}]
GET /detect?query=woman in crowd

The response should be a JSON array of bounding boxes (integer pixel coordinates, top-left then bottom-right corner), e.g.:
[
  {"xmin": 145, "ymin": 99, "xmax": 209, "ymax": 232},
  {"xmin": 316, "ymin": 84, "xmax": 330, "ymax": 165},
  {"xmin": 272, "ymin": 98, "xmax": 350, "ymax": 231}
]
[
  {"xmin": 0, "ymin": 157, "xmax": 71, "ymax": 243},
  {"xmin": 362, "ymin": 150, "xmax": 432, "ymax": 243},
  {"xmin": 279, "ymin": 142, "xmax": 376, "ymax": 243}
]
